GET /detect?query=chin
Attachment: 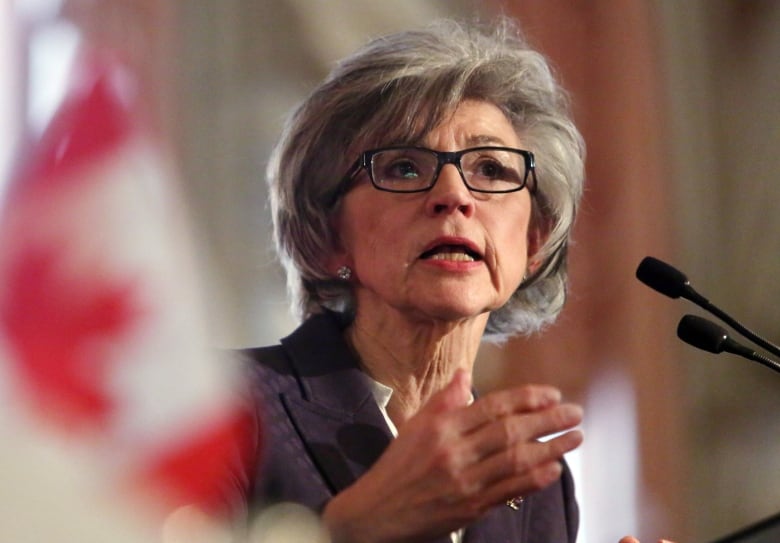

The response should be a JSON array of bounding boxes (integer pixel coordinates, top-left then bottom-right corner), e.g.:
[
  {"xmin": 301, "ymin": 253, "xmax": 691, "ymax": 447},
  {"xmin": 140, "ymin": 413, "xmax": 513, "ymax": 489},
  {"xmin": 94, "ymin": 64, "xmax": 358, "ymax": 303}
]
[{"xmin": 407, "ymin": 295, "xmax": 496, "ymax": 324}]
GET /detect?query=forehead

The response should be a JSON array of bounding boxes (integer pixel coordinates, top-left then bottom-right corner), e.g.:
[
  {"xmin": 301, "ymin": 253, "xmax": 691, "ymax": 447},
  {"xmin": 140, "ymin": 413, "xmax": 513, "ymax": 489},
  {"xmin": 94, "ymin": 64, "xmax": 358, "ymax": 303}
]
[{"xmin": 419, "ymin": 100, "xmax": 520, "ymax": 148}]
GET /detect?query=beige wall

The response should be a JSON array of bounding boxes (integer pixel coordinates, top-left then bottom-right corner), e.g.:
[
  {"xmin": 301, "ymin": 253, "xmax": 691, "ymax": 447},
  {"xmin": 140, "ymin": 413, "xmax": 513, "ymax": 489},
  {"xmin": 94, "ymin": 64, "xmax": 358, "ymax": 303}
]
[{"xmin": 659, "ymin": 1, "xmax": 780, "ymax": 540}]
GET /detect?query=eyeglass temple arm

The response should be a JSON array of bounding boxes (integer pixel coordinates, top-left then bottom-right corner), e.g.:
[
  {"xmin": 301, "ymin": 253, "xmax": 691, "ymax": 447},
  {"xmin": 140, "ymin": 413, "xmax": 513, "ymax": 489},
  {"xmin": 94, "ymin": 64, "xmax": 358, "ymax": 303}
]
[{"xmin": 327, "ymin": 156, "xmax": 364, "ymax": 208}]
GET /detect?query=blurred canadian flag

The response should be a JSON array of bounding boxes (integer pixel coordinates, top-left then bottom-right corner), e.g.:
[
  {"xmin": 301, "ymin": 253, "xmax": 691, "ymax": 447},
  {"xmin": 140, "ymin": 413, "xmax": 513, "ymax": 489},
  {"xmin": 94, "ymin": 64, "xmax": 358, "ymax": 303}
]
[{"xmin": 0, "ymin": 50, "xmax": 252, "ymax": 541}]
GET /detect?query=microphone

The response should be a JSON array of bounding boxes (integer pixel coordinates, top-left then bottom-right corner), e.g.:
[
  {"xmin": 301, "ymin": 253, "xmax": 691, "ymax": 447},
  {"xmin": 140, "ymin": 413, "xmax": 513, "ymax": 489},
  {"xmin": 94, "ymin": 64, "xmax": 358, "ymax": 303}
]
[
  {"xmin": 677, "ymin": 315, "xmax": 780, "ymax": 375},
  {"xmin": 636, "ymin": 256, "xmax": 780, "ymax": 358}
]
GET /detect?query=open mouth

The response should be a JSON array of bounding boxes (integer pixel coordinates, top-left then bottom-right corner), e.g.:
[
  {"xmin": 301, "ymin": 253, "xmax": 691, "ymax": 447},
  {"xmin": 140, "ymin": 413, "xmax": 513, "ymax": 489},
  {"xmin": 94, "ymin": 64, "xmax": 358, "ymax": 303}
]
[{"xmin": 419, "ymin": 244, "xmax": 482, "ymax": 262}]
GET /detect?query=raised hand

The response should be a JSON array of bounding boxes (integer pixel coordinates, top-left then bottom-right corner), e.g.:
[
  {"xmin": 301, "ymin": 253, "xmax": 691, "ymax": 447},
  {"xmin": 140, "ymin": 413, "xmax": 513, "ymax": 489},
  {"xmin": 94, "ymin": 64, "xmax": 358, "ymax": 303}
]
[{"xmin": 323, "ymin": 369, "xmax": 584, "ymax": 543}]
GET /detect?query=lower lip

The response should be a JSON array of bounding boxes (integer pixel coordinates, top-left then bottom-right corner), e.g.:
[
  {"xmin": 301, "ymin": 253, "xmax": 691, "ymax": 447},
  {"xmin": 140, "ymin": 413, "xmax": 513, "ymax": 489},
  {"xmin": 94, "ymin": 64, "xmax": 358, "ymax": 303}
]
[{"xmin": 419, "ymin": 257, "xmax": 484, "ymax": 272}]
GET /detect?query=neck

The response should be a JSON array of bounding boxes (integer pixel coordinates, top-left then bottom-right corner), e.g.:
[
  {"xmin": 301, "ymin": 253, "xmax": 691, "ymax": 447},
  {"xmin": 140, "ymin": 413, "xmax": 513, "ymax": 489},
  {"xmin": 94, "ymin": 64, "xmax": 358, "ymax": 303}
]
[{"xmin": 346, "ymin": 307, "xmax": 487, "ymax": 426}]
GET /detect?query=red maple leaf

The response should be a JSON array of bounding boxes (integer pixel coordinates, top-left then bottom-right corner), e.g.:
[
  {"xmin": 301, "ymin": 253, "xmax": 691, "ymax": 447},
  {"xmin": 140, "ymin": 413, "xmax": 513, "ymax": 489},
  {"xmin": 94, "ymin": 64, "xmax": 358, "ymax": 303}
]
[
  {"xmin": 134, "ymin": 407, "xmax": 256, "ymax": 517},
  {"xmin": 1, "ymin": 242, "xmax": 141, "ymax": 430}
]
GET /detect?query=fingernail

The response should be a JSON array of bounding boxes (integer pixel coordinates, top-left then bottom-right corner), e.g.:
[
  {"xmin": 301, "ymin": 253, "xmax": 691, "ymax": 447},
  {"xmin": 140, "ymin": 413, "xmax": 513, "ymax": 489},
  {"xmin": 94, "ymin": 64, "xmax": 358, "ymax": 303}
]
[
  {"xmin": 541, "ymin": 387, "xmax": 561, "ymax": 405},
  {"xmin": 560, "ymin": 404, "xmax": 584, "ymax": 425}
]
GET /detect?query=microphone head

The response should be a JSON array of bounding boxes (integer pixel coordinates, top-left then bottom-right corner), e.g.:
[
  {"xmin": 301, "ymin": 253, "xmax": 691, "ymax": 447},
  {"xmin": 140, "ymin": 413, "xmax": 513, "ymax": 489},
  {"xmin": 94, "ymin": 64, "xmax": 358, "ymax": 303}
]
[
  {"xmin": 635, "ymin": 256, "xmax": 690, "ymax": 299},
  {"xmin": 677, "ymin": 314, "xmax": 728, "ymax": 354}
]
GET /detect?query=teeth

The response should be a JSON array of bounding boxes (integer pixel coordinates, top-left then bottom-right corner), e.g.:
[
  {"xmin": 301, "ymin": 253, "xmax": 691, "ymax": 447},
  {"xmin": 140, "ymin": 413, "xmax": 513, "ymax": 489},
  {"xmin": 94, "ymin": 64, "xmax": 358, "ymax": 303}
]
[{"xmin": 429, "ymin": 252, "xmax": 475, "ymax": 262}]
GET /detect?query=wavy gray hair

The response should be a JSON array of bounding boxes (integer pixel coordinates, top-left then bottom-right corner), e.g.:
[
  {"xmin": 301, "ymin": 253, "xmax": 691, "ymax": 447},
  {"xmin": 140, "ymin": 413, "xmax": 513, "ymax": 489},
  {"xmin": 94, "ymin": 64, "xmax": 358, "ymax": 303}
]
[{"xmin": 267, "ymin": 18, "xmax": 585, "ymax": 342}]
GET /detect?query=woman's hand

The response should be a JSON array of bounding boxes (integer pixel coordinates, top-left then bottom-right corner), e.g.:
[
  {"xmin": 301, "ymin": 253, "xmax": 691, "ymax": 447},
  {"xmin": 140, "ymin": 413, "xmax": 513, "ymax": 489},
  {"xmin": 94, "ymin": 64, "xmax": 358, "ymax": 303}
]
[{"xmin": 322, "ymin": 369, "xmax": 584, "ymax": 543}]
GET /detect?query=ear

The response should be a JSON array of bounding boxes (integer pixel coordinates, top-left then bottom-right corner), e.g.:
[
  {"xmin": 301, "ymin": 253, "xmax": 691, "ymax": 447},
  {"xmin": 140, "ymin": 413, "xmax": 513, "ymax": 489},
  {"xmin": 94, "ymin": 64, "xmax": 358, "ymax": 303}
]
[{"xmin": 526, "ymin": 214, "xmax": 552, "ymax": 275}]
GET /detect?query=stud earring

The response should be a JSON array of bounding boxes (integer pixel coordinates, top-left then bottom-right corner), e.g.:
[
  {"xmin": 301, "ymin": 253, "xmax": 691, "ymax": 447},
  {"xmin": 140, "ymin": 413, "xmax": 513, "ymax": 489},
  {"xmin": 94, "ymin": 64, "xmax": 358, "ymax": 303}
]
[{"xmin": 336, "ymin": 266, "xmax": 352, "ymax": 281}]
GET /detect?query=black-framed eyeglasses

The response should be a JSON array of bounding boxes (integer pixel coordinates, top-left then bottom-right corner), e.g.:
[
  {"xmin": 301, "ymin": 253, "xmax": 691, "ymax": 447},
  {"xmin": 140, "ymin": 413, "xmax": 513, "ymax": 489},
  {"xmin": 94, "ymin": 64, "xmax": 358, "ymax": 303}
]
[{"xmin": 332, "ymin": 145, "xmax": 538, "ymax": 203}]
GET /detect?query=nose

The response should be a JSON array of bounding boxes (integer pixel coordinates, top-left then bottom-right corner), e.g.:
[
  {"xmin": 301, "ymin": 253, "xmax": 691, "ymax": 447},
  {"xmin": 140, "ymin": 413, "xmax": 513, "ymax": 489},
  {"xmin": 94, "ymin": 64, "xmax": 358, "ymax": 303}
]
[{"xmin": 424, "ymin": 163, "xmax": 475, "ymax": 218}]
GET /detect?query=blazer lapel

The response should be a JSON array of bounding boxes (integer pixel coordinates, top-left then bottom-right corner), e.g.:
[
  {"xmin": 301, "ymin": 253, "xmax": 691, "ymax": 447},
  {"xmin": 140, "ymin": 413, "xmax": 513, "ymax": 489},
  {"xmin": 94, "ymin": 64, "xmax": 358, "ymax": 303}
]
[{"xmin": 279, "ymin": 312, "xmax": 394, "ymax": 494}]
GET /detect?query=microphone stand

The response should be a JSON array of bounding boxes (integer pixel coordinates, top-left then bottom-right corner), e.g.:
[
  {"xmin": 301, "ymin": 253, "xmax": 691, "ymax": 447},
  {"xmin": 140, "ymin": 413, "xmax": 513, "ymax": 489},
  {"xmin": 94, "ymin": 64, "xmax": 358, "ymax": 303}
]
[{"xmin": 685, "ymin": 288, "xmax": 780, "ymax": 359}]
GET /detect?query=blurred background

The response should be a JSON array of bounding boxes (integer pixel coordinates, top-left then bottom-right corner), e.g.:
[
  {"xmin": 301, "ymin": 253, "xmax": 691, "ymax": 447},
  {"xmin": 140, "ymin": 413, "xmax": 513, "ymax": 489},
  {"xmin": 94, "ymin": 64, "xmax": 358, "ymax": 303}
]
[{"xmin": 3, "ymin": 1, "xmax": 779, "ymax": 542}]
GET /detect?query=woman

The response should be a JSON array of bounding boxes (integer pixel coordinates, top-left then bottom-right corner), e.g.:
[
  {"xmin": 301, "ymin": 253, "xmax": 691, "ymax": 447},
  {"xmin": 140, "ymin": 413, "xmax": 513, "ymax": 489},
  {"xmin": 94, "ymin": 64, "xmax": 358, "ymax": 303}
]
[{"xmin": 238, "ymin": 18, "xmax": 665, "ymax": 543}]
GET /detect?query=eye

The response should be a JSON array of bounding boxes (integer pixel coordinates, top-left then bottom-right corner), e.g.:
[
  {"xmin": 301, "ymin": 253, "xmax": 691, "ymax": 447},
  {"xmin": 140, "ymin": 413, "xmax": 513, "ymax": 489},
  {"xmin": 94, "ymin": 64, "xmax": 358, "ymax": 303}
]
[
  {"xmin": 474, "ymin": 158, "xmax": 505, "ymax": 179},
  {"xmin": 386, "ymin": 158, "xmax": 421, "ymax": 180},
  {"xmin": 464, "ymin": 150, "xmax": 524, "ymax": 186},
  {"xmin": 373, "ymin": 150, "xmax": 430, "ymax": 184}
]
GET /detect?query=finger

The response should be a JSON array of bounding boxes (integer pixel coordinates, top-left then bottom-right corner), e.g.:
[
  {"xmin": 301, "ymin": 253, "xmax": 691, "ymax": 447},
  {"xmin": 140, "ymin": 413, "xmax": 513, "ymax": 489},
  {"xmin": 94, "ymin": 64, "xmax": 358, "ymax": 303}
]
[
  {"xmin": 619, "ymin": 537, "xmax": 640, "ymax": 543},
  {"xmin": 455, "ymin": 385, "xmax": 563, "ymax": 433},
  {"xmin": 466, "ymin": 428, "xmax": 583, "ymax": 492},
  {"xmin": 465, "ymin": 403, "xmax": 583, "ymax": 460}
]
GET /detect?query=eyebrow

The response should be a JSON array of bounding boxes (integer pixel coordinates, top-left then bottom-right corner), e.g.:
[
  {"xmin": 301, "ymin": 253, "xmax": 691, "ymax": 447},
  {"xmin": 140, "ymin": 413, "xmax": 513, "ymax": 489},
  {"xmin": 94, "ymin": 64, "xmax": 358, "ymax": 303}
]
[
  {"xmin": 464, "ymin": 134, "xmax": 509, "ymax": 147},
  {"xmin": 405, "ymin": 133, "xmax": 512, "ymax": 149}
]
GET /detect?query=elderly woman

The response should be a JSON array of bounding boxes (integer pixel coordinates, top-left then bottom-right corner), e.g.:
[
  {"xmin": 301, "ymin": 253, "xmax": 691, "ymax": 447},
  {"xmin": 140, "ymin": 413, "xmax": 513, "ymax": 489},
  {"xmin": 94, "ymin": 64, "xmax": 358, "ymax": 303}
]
[{"xmin": 236, "ymin": 18, "xmax": 651, "ymax": 543}]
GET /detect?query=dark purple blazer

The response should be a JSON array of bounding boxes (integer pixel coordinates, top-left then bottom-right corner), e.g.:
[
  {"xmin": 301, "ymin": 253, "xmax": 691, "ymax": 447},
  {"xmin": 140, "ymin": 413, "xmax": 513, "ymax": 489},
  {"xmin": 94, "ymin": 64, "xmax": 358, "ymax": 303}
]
[{"xmin": 240, "ymin": 311, "xmax": 579, "ymax": 543}]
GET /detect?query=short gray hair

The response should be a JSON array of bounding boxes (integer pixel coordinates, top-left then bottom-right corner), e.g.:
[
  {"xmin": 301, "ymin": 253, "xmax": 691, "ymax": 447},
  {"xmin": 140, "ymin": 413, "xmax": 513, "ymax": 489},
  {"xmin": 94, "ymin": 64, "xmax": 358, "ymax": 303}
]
[{"xmin": 267, "ymin": 17, "xmax": 585, "ymax": 342}]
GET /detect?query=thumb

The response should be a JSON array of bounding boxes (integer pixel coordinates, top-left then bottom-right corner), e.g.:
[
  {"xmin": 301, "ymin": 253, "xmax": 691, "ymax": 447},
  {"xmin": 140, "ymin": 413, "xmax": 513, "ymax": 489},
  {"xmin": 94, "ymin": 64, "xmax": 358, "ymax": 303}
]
[{"xmin": 421, "ymin": 368, "xmax": 472, "ymax": 415}]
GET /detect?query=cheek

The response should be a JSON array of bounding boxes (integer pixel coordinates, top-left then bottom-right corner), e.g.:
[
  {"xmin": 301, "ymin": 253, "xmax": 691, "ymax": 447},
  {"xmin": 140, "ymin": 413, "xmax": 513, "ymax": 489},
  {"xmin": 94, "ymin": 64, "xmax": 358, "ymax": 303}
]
[
  {"xmin": 494, "ymin": 210, "xmax": 532, "ymax": 275},
  {"xmin": 525, "ymin": 205, "xmax": 549, "ymax": 262},
  {"xmin": 513, "ymin": 199, "xmax": 535, "ymax": 259},
  {"xmin": 340, "ymin": 205, "xmax": 402, "ymax": 268}
]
